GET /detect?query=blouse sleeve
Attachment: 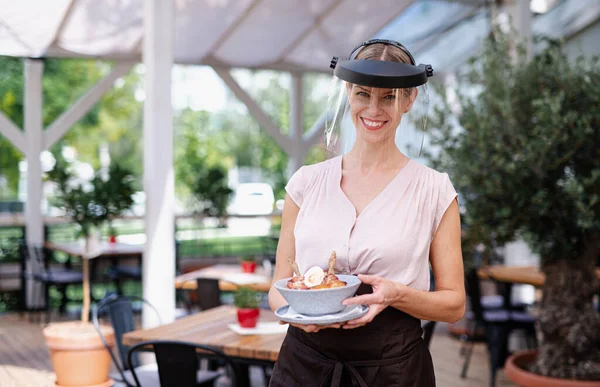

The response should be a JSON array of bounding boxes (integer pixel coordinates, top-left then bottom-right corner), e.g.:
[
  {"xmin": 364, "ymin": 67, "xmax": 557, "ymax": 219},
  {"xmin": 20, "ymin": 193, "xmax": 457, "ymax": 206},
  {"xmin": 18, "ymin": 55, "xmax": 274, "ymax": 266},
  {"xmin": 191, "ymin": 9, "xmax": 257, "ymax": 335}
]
[
  {"xmin": 432, "ymin": 173, "xmax": 459, "ymax": 238},
  {"xmin": 285, "ymin": 166, "xmax": 307, "ymax": 207}
]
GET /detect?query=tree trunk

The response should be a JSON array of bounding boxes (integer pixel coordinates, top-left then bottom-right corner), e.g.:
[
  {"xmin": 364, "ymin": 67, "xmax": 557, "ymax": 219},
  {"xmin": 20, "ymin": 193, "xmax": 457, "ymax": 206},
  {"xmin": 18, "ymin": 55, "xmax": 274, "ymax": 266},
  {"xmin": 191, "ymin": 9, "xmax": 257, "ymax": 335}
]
[
  {"xmin": 81, "ymin": 239, "xmax": 90, "ymax": 323},
  {"xmin": 530, "ymin": 258, "xmax": 600, "ymax": 380}
]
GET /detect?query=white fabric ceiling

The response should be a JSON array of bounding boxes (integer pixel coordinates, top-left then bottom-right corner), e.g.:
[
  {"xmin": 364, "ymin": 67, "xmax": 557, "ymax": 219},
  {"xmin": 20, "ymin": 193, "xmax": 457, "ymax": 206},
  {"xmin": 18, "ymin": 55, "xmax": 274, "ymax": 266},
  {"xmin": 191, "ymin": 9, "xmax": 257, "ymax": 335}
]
[{"xmin": 0, "ymin": 0, "xmax": 419, "ymax": 72}]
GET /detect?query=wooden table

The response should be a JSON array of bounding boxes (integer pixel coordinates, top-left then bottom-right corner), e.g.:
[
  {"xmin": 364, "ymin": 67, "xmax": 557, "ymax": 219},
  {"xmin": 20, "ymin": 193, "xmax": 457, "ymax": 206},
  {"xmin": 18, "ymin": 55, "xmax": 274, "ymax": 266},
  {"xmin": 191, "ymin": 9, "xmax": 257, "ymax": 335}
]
[
  {"xmin": 175, "ymin": 264, "xmax": 272, "ymax": 292},
  {"xmin": 478, "ymin": 265, "xmax": 600, "ymax": 287},
  {"xmin": 123, "ymin": 305, "xmax": 284, "ymax": 362},
  {"xmin": 45, "ymin": 241, "xmax": 143, "ymax": 259}
]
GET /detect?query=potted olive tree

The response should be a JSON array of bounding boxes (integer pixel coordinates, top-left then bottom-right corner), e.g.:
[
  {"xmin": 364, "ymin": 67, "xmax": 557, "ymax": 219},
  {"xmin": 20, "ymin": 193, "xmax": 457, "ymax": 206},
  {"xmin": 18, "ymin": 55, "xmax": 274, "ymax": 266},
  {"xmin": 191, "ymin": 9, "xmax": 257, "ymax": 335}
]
[
  {"xmin": 43, "ymin": 158, "xmax": 136, "ymax": 386},
  {"xmin": 234, "ymin": 286, "xmax": 261, "ymax": 328},
  {"xmin": 427, "ymin": 30, "xmax": 600, "ymax": 385}
]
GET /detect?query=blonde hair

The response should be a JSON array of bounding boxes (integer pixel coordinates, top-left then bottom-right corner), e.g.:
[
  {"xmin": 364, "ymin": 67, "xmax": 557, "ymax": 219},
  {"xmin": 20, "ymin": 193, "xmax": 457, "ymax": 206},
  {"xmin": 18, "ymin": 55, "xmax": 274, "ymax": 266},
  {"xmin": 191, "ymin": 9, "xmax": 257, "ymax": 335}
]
[
  {"xmin": 354, "ymin": 43, "xmax": 412, "ymax": 64},
  {"xmin": 354, "ymin": 43, "xmax": 414, "ymax": 98}
]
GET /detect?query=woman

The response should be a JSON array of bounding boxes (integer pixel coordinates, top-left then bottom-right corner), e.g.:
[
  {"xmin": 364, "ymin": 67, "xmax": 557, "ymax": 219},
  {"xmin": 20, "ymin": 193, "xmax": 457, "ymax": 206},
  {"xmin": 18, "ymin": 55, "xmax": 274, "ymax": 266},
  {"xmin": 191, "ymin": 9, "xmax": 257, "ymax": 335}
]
[{"xmin": 268, "ymin": 39, "xmax": 465, "ymax": 387}]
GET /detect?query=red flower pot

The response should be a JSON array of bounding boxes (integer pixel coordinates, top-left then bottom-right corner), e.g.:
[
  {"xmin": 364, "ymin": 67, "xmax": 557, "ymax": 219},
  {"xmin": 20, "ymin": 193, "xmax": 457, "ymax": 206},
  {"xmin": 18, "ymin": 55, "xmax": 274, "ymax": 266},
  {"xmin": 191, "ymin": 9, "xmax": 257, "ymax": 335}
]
[
  {"xmin": 241, "ymin": 261, "xmax": 256, "ymax": 273},
  {"xmin": 108, "ymin": 235, "xmax": 117, "ymax": 244},
  {"xmin": 237, "ymin": 308, "xmax": 260, "ymax": 328}
]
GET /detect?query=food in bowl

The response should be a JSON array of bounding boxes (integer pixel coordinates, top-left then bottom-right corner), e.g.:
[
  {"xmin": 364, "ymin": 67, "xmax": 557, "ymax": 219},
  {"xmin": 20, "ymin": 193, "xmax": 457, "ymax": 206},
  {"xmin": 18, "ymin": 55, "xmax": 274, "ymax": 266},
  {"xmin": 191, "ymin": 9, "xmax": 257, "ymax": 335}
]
[{"xmin": 286, "ymin": 251, "xmax": 346, "ymax": 290}]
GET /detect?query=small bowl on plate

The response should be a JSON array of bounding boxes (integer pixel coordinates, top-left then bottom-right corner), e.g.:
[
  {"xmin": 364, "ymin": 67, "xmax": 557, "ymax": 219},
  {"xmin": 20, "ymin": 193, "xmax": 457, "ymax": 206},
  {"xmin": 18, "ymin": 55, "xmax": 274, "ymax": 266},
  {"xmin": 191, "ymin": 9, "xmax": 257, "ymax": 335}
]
[{"xmin": 273, "ymin": 274, "xmax": 361, "ymax": 316}]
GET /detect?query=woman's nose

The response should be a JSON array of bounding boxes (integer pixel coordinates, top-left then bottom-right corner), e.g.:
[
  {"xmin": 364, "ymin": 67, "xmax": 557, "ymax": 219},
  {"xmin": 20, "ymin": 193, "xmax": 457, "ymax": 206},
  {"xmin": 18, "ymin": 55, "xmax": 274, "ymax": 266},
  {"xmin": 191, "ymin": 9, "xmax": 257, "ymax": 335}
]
[{"xmin": 367, "ymin": 98, "xmax": 383, "ymax": 113}]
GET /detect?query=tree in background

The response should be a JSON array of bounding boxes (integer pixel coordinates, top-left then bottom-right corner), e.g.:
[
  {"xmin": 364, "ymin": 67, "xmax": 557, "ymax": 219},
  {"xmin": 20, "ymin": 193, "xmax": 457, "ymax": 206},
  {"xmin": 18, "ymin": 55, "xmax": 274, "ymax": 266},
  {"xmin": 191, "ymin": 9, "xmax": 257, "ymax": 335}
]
[
  {"xmin": 427, "ymin": 31, "xmax": 600, "ymax": 380},
  {"xmin": 175, "ymin": 108, "xmax": 233, "ymax": 224},
  {"xmin": 0, "ymin": 57, "xmax": 143, "ymax": 199}
]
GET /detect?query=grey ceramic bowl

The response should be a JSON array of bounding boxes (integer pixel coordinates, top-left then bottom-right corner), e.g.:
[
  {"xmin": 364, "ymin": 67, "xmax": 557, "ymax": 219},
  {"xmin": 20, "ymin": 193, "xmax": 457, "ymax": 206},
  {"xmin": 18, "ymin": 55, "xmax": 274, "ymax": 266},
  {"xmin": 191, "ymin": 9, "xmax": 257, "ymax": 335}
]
[{"xmin": 274, "ymin": 274, "xmax": 361, "ymax": 316}]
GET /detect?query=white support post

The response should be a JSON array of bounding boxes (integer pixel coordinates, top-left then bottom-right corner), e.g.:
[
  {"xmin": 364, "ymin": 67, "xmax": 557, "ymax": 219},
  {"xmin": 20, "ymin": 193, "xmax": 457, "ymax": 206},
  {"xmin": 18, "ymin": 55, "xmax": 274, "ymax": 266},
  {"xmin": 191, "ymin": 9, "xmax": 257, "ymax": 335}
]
[
  {"xmin": 287, "ymin": 73, "xmax": 304, "ymax": 177},
  {"xmin": 213, "ymin": 67, "xmax": 294, "ymax": 155},
  {"xmin": 24, "ymin": 59, "xmax": 44, "ymax": 309},
  {"xmin": 45, "ymin": 62, "xmax": 135, "ymax": 149},
  {"xmin": 512, "ymin": 0, "xmax": 533, "ymax": 61},
  {"xmin": 142, "ymin": 0, "xmax": 175, "ymax": 327},
  {"xmin": 0, "ymin": 112, "xmax": 26, "ymax": 154}
]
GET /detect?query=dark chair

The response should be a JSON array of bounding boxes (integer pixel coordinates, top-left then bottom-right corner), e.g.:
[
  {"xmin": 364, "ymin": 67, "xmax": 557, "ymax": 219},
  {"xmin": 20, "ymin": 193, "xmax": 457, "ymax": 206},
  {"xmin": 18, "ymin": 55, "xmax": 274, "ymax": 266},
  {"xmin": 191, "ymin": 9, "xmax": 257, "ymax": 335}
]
[
  {"xmin": 422, "ymin": 321, "xmax": 437, "ymax": 348},
  {"xmin": 127, "ymin": 340, "xmax": 240, "ymax": 387},
  {"xmin": 461, "ymin": 268, "xmax": 537, "ymax": 387},
  {"xmin": 20, "ymin": 242, "xmax": 83, "ymax": 323},
  {"xmin": 92, "ymin": 294, "xmax": 221, "ymax": 387},
  {"xmin": 107, "ymin": 241, "xmax": 181, "ymax": 295},
  {"xmin": 92, "ymin": 294, "xmax": 162, "ymax": 386},
  {"xmin": 195, "ymin": 278, "xmax": 223, "ymax": 311}
]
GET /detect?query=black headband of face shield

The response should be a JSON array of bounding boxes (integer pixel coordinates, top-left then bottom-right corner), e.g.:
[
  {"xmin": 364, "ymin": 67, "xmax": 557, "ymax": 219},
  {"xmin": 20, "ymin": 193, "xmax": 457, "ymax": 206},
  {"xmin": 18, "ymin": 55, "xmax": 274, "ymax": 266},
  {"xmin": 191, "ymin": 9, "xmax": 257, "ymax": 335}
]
[
  {"xmin": 348, "ymin": 38, "xmax": 417, "ymax": 65},
  {"xmin": 329, "ymin": 39, "xmax": 433, "ymax": 88}
]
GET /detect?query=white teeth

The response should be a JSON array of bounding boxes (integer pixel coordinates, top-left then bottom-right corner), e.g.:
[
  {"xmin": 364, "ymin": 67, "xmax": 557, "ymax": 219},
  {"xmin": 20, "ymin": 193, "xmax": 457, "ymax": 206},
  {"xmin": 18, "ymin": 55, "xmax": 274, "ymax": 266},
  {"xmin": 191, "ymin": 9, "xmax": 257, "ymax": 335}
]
[{"xmin": 363, "ymin": 119, "xmax": 384, "ymax": 128}]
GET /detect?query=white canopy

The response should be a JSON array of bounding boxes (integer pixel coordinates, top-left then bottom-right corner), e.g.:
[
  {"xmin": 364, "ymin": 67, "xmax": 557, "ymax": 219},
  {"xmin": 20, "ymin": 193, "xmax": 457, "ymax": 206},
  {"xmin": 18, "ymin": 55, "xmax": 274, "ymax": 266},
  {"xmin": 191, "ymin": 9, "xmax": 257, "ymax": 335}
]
[{"xmin": 0, "ymin": 0, "xmax": 422, "ymax": 73}]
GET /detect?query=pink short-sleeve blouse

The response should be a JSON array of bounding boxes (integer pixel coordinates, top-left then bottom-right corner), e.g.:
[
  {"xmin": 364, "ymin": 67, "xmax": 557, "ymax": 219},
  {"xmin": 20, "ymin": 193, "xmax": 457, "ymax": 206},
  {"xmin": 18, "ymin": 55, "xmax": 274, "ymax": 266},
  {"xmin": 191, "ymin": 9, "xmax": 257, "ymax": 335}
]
[{"xmin": 285, "ymin": 155, "xmax": 458, "ymax": 291}]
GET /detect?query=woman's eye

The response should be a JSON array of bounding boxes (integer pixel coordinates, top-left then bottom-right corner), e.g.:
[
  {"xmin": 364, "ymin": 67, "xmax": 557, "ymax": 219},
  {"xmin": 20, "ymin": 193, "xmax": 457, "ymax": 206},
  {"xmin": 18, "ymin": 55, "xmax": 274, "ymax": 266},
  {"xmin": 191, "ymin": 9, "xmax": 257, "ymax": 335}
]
[
  {"xmin": 356, "ymin": 91, "xmax": 369, "ymax": 97},
  {"xmin": 384, "ymin": 94, "xmax": 396, "ymax": 100}
]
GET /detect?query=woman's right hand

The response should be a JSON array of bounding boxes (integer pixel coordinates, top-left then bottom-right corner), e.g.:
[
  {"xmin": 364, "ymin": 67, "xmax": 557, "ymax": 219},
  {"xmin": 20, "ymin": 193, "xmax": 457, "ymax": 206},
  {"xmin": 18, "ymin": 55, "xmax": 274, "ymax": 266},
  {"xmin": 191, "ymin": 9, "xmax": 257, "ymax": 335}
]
[{"xmin": 280, "ymin": 320, "xmax": 342, "ymax": 333}]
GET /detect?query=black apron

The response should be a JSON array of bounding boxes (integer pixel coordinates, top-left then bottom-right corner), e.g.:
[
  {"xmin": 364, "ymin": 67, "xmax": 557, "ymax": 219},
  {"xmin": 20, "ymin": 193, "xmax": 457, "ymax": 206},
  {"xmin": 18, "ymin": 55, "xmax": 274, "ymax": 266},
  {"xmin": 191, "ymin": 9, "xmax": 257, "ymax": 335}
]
[{"xmin": 269, "ymin": 285, "xmax": 436, "ymax": 387}]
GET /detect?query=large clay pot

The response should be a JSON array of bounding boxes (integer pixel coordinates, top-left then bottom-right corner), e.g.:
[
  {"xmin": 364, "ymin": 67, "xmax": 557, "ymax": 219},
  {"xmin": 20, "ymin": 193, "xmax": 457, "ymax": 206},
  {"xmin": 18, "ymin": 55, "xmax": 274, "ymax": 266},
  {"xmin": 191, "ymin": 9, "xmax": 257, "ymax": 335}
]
[
  {"xmin": 43, "ymin": 321, "xmax": 115, "ymax": 387},
  {"xmin": 505, "ymin": 350, "xmax": 600, "ymax": 387}
]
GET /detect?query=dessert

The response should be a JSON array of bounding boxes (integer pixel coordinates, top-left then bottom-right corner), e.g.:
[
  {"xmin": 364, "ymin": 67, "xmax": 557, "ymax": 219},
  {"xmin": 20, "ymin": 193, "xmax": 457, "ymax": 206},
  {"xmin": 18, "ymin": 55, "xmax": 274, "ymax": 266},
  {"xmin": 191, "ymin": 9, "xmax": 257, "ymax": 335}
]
[{"xmin": 287, "ymin": 251, "xmax": 347, "ymax": 290}]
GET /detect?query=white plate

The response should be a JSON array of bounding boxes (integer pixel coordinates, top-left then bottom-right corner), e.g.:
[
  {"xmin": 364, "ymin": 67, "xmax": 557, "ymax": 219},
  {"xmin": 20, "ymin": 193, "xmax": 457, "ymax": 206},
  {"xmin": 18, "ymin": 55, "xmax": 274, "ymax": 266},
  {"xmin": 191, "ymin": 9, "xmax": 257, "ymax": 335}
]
[
  {"xmin": 227, "ymin": 322, "xmax": 289, "ymax": 335},
  {"xmin": 275, "ymin": 304, "xmax": 369, "ymax": 325}
]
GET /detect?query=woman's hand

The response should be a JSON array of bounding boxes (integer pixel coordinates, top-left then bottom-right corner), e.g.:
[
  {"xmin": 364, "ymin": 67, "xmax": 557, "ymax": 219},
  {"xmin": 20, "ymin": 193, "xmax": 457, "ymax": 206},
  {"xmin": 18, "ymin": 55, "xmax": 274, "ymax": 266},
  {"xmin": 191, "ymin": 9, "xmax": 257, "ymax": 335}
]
[
  {"xmin": 341, "ymin": 274, "xmax": 401, "ymax": 329},
  {"xmin": 279, "ymin": 320, "xmax": 342, "ymax": 333}
]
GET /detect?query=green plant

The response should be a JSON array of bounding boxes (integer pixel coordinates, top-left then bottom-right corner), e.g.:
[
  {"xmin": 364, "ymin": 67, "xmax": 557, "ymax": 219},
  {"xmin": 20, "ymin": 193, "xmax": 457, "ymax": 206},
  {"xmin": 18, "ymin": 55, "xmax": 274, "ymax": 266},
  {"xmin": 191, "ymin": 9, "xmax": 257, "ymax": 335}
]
[
  {"xmin": 233, "ymin": 287, "xmax": 260, "ymax": 309},
  {"xmin": 240, "ymin": 255, "xmax": 256, "ymax": 262},
  {"xmin": 427, "ymin": 29, "xmax": 600, "ymax": 380},
  {"xmin": 46, "ymin": 156, "xmax": 136, "ymax": 322}
]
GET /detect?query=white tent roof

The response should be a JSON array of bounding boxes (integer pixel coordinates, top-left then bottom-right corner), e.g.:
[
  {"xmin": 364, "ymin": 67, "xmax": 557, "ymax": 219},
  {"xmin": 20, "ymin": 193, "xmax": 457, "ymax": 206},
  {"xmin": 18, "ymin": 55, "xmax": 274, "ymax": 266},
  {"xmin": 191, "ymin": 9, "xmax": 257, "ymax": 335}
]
[{"xmin": 0, "ymin": 0, "xmax": 421, "ymax": 72}]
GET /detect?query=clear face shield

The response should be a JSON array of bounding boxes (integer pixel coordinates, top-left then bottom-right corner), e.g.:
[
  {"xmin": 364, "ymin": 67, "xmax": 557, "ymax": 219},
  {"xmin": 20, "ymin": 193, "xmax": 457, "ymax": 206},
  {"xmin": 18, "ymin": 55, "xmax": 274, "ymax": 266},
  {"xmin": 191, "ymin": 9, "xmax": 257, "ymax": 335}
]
[{"xmin": 325, "ymin": 40, "xmax": 433, "ymax": 159}]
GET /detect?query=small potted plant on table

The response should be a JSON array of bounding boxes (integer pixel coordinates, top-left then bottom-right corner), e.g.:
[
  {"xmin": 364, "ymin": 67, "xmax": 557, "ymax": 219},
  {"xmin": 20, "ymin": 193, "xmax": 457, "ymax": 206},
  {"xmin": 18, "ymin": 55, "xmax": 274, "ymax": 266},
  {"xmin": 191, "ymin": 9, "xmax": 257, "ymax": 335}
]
[
  {"xmin": 240, "ymin": 255, "xmax": 257, "ymax": 273},
  {"xmin": 234, "ymin": 287, "xmax": 260, "ymax": 328}
]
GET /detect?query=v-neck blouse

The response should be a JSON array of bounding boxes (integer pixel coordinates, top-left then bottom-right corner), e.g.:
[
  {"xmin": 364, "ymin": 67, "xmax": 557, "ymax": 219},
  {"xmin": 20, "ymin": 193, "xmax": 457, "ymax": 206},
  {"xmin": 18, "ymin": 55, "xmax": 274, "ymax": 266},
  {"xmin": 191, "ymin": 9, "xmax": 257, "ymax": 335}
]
[{"xmin": 285, "ymin": 155, "xmax": 458, "ymax": 291}]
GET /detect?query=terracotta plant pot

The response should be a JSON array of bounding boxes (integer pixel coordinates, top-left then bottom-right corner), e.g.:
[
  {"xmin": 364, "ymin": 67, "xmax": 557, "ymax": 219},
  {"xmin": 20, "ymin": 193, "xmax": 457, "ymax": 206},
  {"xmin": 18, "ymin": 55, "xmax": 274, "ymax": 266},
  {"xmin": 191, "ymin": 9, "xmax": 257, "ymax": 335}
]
[
  {"xmin": 241, "ymin": 261, "xmax": 257, "ymax": 273},
  {"xmin": 505, "ymin": 350, "xmax": 600, "ymax": 387},
  {"xmin": 237, "ymin": 308, "xmax": 260, "ymax": 328},
  {"xmin": 43, "ymin": 321, "xmax": 115, "ymax": 387}
]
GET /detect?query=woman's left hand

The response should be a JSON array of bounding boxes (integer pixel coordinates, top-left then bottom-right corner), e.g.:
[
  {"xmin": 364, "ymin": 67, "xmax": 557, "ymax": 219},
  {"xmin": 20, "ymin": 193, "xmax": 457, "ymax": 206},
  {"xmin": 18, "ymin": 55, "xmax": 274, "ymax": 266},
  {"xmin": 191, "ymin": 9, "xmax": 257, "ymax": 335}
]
[{"xmin": 341, "ymin": 274, "xmax": 400, "ymax": 329}]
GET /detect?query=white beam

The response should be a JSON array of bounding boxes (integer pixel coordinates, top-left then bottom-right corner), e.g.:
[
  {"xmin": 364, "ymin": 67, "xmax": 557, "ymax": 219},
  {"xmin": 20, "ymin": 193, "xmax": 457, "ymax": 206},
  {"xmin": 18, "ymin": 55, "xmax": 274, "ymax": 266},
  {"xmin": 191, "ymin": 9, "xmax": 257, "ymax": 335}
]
[
  {"xmin": 142, "ymin": 0, "xmax": 175, "ymax": 327},
  {"xmin": 44, "ymin": 61, "xmax": 135, "ymax": 149},
  {"xmin": 24, "ymin": 59, "xmax": 44, "ymax": 310},
  {"xmin": 24, "ymin": 59, "xmax": 44, "ymax": 246},
  {"xmin": 0, "ymin": 111, "xmax": 26, "ymax": 154},
  {"xmin": 213, "ymin": 67, "xmax": 294, "ymax": 154}
]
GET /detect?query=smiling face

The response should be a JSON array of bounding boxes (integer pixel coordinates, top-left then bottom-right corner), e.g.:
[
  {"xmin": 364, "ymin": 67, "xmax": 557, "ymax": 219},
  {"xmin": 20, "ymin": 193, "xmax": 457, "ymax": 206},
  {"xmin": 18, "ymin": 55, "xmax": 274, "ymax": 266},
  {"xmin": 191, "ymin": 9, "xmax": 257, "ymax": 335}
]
[{"xmin": 348, "ymin": 84, "xmax": 416, "ymax": 146}]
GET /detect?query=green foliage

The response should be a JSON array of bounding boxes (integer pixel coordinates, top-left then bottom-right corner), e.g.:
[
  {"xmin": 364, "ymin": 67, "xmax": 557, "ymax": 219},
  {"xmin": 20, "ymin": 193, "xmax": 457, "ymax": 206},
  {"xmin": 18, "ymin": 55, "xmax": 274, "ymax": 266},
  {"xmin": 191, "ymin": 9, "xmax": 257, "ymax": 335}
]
[
  {"xmin": 233, "ymin": 286, "xmax": 260, "ymax": 309},
  {"xmin": 175, "ymin": 108, "xmax": 233, "ymax": 219},
  {"xmin": 46, "ymin": 156, "xmax": 136, "ymax": 237},
  {"xmin": 0, "ymin": 57, "xmax": 143, "ymax": 198},
  {"xmin": 427, "ymin": 30, "xmax": 600, "ymax": 264},
  {"xmin": 241, "ymin": 255, "xmax": 256, "ymax": 262}
]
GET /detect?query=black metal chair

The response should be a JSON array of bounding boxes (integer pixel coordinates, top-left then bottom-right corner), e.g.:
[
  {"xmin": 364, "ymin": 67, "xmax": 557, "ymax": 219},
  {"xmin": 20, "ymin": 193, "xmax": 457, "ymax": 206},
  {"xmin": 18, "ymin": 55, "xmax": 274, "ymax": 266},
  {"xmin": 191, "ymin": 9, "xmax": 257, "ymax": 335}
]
[
  {"xmin": 19, "ymin": 242, "xmax": 83, "ymax": 323},
  {"xmin": 461, "ymin": 268, "xmax": 537, "ymax": 387},
  {"xmin": 92, "ymin": 294, "xmax": 162, "ymax": 386},
  {"xmin": 127, "ymin": 340, "xmax": 240, "ymax": 387},
  {"xmin": 195, "ymin": 278, "xmax": 223, "ymax": 311}
]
